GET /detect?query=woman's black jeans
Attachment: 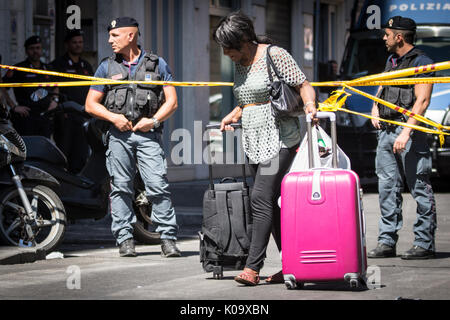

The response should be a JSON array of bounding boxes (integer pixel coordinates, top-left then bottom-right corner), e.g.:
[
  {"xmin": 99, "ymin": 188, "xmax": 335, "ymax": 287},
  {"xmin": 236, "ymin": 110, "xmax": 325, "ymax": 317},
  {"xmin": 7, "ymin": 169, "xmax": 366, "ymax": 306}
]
[{"xmin": 246, "ymin": 144, "xmax": 298, "ymax": 272}]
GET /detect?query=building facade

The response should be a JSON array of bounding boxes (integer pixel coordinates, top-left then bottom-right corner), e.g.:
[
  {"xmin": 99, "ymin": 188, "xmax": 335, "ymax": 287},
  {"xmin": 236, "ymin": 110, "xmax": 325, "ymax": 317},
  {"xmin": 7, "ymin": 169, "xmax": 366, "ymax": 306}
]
[{"xmin": 0, "ymin": 0, "xmax": 359, "ymax": 182}]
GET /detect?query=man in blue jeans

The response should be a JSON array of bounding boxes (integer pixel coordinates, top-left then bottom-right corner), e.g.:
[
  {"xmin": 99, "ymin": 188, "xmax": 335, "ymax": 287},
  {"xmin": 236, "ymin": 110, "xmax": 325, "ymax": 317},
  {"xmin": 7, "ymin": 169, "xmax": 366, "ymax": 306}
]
[
  {"xmin": 85, "ymin": 17, "xmax": 180, "ymax": 258},
  {"xmin": 369, "ymin": 16, "xmax": 436, "ymax": 260}
]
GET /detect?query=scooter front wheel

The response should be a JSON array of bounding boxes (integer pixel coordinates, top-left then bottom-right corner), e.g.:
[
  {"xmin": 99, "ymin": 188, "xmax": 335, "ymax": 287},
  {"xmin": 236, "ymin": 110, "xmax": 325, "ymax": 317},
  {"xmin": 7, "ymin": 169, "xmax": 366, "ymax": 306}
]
[
  {"xmin": 0, "ymin": 184, "xmax": 66, "ymax": 253},
  {"xmin": 133, "ymin": 199, "xmax": 161, "ymax": 245}
]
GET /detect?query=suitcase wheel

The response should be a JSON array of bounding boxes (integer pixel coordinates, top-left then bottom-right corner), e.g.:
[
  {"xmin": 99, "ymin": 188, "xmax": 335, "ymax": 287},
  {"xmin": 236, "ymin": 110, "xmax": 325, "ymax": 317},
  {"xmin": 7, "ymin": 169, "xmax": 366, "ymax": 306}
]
[
  {"xmin": 213, "ymin": 266, "xmax": 224, "ymax": 280},
  {"xmin": 284, "ymin": 275, "xmax": 303, "ymax": 290},
  {"xmin": 349, "ymin": 279, "xmax": 359, "ymax": 289},
  {"xmin": 345, "ymin": 273, "xmax": 363, "ymax": 290},
  {"xmin": 285, "ymin": 280, "xmax": 296, "ymax": 290},
  {"xmin": 285, "ymin": 280, "xmax": 304, "ymax": 290}
]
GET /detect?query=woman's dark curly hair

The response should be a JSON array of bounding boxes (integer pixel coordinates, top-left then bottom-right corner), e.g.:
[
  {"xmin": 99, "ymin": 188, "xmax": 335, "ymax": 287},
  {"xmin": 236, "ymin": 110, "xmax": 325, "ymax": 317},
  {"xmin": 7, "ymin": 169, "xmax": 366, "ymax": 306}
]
[{"xmin": 213, "ymin": 11, "xmax": 273, "ymax": 51}]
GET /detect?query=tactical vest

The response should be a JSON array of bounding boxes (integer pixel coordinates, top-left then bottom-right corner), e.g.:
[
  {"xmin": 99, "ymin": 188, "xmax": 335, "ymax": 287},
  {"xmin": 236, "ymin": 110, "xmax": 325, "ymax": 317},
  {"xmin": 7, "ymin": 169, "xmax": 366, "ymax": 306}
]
[
  {"xmin": 378, "ymin": 47, "xmax": 425, "ymax": 120},
  {"xmin": 103, "ymin": 52, "xmax": 165, "ymax": 128}
]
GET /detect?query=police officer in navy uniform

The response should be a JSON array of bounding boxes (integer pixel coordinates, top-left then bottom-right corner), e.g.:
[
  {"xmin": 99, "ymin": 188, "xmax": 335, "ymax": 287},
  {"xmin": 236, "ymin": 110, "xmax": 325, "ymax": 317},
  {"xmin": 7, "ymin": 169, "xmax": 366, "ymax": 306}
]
[
  {"xmin": 51, "ymin": 29, "xmax": 94, "ymax": 173},
  {"xmin": 85, "ymin": 17, "xmax": 181, "ymax": 258},
  {"xmin": 2, "ymin": 36, "xmax": 59, "ymax": 138},
  {"xmin": 369, "ymin": 16, "xmax": 437, "ymax": 260}
]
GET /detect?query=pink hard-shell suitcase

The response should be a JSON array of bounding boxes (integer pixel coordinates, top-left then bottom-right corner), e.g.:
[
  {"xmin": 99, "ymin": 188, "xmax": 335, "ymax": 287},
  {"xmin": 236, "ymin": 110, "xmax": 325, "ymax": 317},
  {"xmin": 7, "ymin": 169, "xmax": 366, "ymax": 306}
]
[{"xmin": 280, "ymin": 112, "xmax": 367, "ymax": 290}]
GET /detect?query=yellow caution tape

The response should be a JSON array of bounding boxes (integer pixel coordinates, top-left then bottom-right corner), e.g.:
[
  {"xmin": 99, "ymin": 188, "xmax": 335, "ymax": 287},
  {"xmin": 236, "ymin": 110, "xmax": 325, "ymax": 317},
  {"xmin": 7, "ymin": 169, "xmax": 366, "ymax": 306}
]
[
  {"xmin": 1, "ymin": 77, "xmax": 448, "ymax": 89},
  {"xmin": 0, "ymin": 64, "xmax": 234, "ymax": 87},
  {"xmin": 315, "ymin": 61, "xmax": 450, "ymax": 146},
  {"xmin": 348, "ymin": 61, "xmax": 450, "ymax": 85},
  {"xmin": 313, "ymin": 77, "xmax": 450, "ymax": 87},
  {"xmin": 342, "ymin": 84, "xmax": 450, "ymax": 131},
  {"xmin": 0, "ymin": 80, "xmax": 234, "ymax": 88},
  {"xmin": 1, "ymin": 64, "xmax": 102, "ymax": 82},
  {"xmin": 318, "ymin": 89, "xmax": 450, "ymax": 147},
  {"xmin": 1, "ymin": 60, "xmax": 450, "ymax": 144},
  {"xmin": 311, "ymin": 60, "xmax": 450, "ymax": 87},
  {"xmin": 1, "ymin": 61, "xmax": 449, "ymax": 88}
]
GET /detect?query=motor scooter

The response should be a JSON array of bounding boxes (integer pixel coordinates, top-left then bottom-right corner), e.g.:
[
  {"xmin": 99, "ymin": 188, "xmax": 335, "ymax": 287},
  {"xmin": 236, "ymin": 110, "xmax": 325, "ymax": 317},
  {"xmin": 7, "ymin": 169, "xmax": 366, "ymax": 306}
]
[
  {"xmin": 0, "ymin": 103, "xmax": 66, "ymax": 253},
  {"xmin": 23, "ymin": 97, "xmax": 160, "ymax": 244}
]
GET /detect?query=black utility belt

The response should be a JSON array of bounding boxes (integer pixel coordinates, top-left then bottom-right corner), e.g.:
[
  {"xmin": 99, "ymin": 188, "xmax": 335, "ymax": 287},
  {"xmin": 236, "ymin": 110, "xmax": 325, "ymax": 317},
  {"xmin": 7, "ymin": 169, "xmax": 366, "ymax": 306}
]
[
  {"xmin": 381, "ymin": 117, "xmax": 405, "ymax": 122},
  {"xmin": 380, "ymin": 121, "xmax": 404, "ymax": 131}
]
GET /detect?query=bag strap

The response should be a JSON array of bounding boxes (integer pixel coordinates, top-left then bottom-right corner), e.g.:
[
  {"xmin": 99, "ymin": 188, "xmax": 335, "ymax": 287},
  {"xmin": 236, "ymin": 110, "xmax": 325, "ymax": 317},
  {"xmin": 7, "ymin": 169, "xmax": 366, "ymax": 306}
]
[
  {"xmin": 229, "ymin": 191, "xmax": 250, "ymax": 249},
  {"xmin": 266, "ymin": 45, "xmax": 284, "ymax": 83},
  {"xmin": 215, "ymin": 191, "xmax": 231, "ymax": 251}
]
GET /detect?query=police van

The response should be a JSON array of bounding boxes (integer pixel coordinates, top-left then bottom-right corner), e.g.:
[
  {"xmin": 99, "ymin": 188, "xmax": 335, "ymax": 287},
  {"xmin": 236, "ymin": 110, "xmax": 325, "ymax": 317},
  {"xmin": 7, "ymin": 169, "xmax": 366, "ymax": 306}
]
[{"xmin": 337, "ymin": 0, "xmax": 450, "ymax": 179}]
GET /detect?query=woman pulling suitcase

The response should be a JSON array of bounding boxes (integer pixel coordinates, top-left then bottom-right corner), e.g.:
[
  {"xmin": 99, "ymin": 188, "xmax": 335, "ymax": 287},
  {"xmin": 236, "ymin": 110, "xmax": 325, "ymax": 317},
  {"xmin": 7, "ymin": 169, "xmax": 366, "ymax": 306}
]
[{"xmin": 213, "ymin": 11, "xmax": 318, "ymax": 286}]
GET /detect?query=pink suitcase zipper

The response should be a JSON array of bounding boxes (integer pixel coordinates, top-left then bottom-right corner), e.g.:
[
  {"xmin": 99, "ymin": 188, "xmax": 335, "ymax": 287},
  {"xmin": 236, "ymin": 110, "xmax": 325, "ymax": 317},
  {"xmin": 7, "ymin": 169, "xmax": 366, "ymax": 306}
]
[{"xmin": 280, "ymin": 112, "xmax": 367, "ymax": 290}]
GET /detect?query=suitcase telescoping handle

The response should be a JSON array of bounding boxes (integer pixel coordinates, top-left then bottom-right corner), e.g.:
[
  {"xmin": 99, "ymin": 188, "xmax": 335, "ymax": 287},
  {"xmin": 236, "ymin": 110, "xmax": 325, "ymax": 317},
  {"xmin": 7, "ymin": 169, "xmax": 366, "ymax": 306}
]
[
  {"xmin": 205, "ymin": 124, "xmax": 248, "ymax": 191},
  {"xmin": 306, "ymin": 112, "xmax": 338, "ymax": 169}
]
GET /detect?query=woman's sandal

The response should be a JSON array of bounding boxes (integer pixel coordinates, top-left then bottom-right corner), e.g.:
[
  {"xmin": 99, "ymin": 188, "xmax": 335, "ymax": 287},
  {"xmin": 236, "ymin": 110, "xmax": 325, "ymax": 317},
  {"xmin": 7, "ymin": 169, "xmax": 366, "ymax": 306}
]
[
  {"xmin": 265, "ymin": 270, "xmax": 284, "ymax": 284},
  {"xmin": 234, "ymin": 268, "xmax": 260, "ymax": 286}
]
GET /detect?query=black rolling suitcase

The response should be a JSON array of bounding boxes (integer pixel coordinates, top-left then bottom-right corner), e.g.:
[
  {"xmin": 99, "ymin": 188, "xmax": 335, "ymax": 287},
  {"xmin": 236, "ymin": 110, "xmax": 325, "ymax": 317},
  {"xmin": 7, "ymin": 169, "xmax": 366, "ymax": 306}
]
[{"xmin": 199, "ymin": 124, "xmax": 252, "ymax": 279}]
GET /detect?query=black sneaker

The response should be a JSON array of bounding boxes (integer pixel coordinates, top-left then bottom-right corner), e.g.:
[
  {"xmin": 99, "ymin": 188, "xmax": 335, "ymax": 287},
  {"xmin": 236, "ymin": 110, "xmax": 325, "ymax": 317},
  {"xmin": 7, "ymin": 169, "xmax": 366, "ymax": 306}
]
[
  {"xmin": 161, "ymin": 239, "xmax": 181, "ymax": 258},
  {"xmin": 368, "ymin": 243, "xmax": 396, "ymax": 258},
  {"xmin": 401, "ymin": 246, "xmax": 435, "ymax": 260},
  {"xmin": 119, "ymin": 239, "xmax": 137, "ymax": 257}
]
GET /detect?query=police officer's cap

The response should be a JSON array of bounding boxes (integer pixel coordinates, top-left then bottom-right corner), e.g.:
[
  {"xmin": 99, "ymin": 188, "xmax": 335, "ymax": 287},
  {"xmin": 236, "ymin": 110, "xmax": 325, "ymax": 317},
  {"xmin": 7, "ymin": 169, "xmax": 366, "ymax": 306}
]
[
  {"xmin": 65, "ymin": 29, "xmax": 84, "ymax": 42},
  {"xmin": 24, "ymin": 36, "xmax": 42, "ymax": 48},
  {"xmin": 384, "ymin": 16, "xmax": 416, "ymax": 31},
  {"xmin": 108, "ymin": 17, "xmax": 139, "ymax": 32}
]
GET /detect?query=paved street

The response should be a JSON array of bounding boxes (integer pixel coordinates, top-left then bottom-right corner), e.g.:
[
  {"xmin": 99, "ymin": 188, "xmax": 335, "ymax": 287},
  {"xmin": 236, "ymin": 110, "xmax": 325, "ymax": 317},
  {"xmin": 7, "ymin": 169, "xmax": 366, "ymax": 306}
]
[{"xmin": 0, "ymin": 190, "xmax": 449, "ymax": 304}]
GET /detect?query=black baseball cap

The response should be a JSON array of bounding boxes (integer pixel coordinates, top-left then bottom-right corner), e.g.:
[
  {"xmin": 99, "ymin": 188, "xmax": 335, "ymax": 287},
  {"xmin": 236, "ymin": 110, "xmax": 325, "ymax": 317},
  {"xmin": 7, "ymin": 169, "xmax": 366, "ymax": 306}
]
[
  {"xmin": 24, "ymin": 35, "xmax": 42, "ymax": 48},
  {"xmin": 108, "ymin": 17, "xmax": 139, "ymax": 32},
  {"xmin": 383, "ymin": 16, "xmax": 416, "ymax": 31},
  {"xmin": 65, "ymin": 29, "xmax": 84, "ymax": 42}
]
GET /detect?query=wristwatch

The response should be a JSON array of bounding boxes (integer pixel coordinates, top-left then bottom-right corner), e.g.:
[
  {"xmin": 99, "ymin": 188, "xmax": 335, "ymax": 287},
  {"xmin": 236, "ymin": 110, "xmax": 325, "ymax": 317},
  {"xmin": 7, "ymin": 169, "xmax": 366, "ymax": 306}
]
[
  {"xmin": 52, "ymin": 96, "xmax": 60, "ymax": 103},
  {"xmin": 151, "ymin": 117, "xmax": 161, "ymax": 129}
]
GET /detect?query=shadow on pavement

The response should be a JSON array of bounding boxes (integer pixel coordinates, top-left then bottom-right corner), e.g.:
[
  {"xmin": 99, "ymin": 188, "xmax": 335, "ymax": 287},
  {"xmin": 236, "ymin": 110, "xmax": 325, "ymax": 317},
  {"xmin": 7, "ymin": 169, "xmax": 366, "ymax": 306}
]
[
  {"xmin": 136, "ymin": 251, "xmax": 199, "ymax": 258},
  {"xmin": 434, "ymin": 252, "xmax": 450, "ymax": 259},
  {"xmin": 292, "ymin": 281, "xmax": 371, "ymax": 292}
]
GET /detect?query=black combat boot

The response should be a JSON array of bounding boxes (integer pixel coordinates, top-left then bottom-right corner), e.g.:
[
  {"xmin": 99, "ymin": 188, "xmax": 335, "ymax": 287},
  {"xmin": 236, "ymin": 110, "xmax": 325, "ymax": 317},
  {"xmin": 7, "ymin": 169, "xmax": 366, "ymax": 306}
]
[
  {"xmin": 119, "ymin": 239, "xmax": 137, "ymax": 257},
  {"xmin": 368, "ymin": 243, "xmax": 396, "ymax": 258},
  {"xmin": 401, "ymin": 246, "xmax": 435, "ymax": 260},
  {"xmin": 161, "ymin": 239, "xmax": 181, "ymax": 258}
]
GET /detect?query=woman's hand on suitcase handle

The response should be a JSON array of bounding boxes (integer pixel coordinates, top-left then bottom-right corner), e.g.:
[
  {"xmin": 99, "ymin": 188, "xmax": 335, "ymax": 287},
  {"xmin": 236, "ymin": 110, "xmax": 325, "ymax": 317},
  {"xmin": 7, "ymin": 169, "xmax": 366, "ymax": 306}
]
[
  {"xmin": 299, "ymin": 81, "xmax": 319, "ymax": 125},
  {"xmin": 304, "ymin": 102, "xmax": 319, "ymax": 125},
  {"xmin": 220, "ymin": 106, "xmax": 242, "ymax": 132}
]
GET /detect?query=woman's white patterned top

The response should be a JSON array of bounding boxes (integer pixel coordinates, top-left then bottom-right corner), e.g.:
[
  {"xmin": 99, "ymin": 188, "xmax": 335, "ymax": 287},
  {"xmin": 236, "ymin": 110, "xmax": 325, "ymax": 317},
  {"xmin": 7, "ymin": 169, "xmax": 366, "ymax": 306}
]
[{"xmin": 233, "ymin": 45, "xmax": 306, "ymax": 164}]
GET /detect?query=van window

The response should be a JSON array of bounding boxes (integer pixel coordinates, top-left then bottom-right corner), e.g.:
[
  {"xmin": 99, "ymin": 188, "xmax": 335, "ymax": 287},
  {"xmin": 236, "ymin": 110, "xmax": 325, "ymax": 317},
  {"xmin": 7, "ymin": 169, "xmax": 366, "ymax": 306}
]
[
  {"xmin": 341, "ymin": 35, "xmax": 388, "ymax": 80},
  {"xmin": 416, "ymin": 37, "xmax": 450, "ymax": 76},
  {"xmin": 341, "ymin": 31, "xmax": 450, "ymax": 80}
]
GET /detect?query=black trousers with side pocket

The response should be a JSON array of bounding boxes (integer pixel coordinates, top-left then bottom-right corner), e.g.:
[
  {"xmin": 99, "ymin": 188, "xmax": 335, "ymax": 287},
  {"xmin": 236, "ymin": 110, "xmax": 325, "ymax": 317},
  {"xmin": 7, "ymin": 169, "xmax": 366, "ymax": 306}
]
[{"xmin": 246, "ymin": 144, "xmax": 299, "ymax": 272}]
